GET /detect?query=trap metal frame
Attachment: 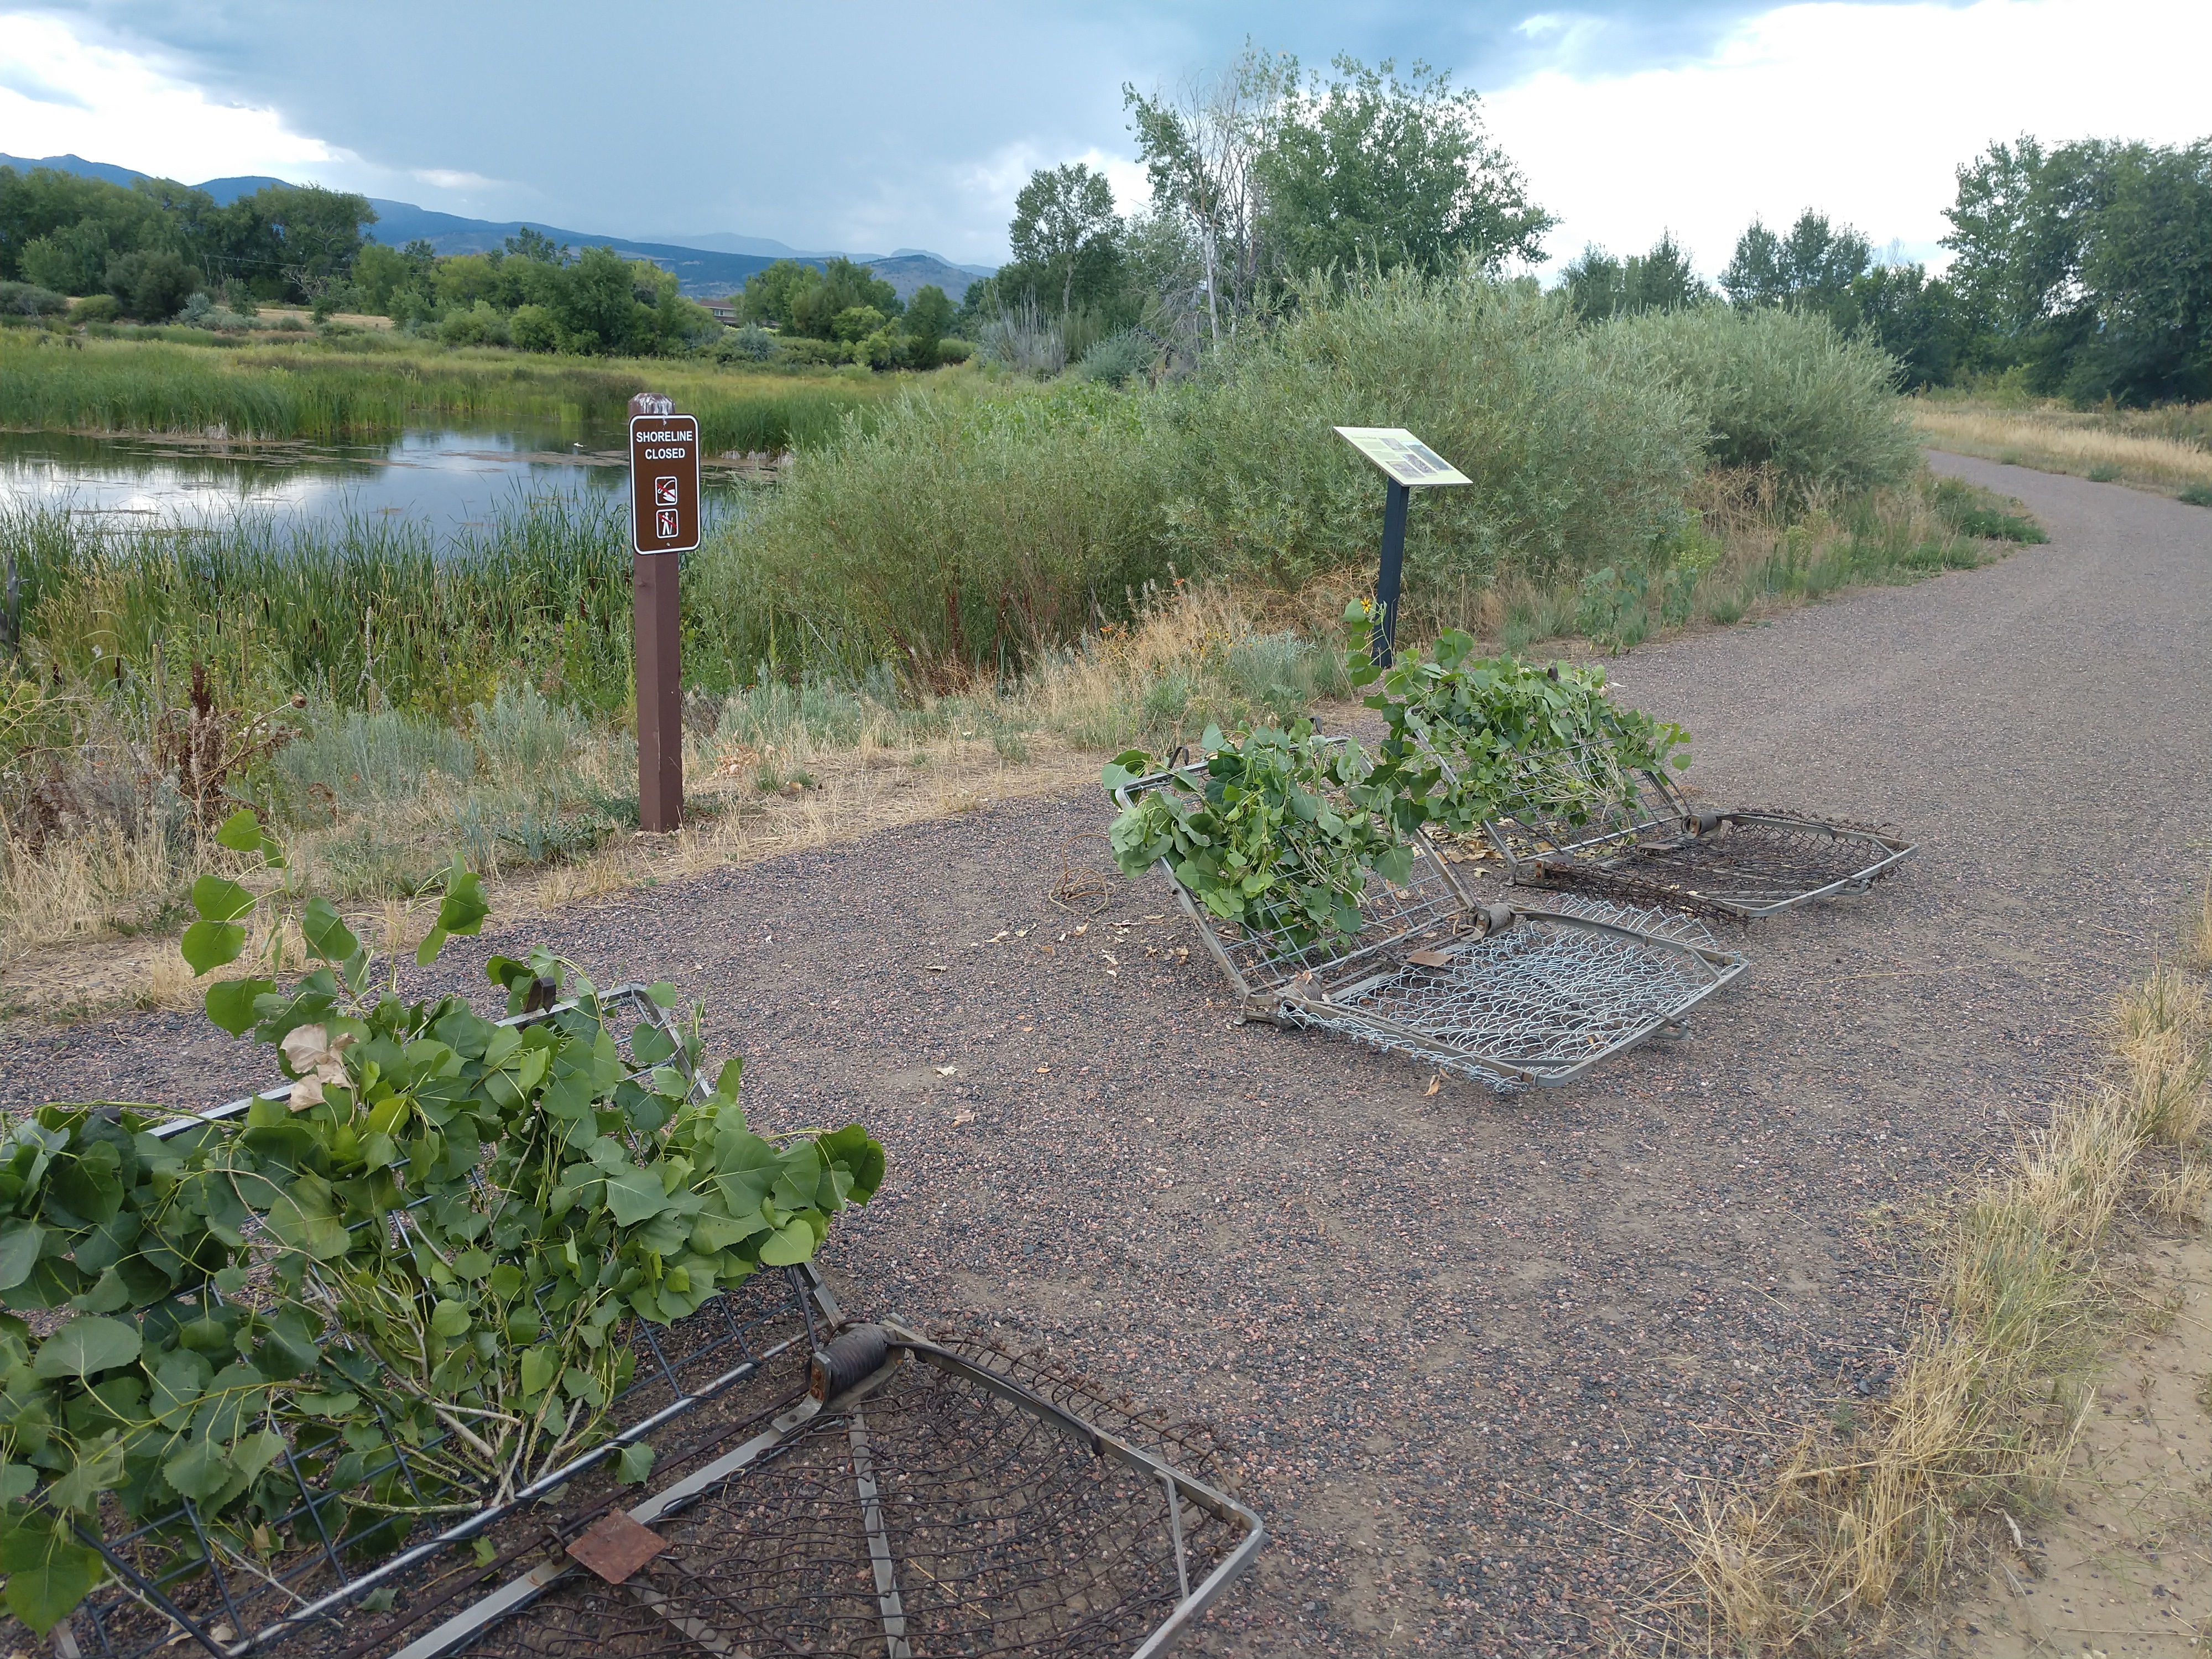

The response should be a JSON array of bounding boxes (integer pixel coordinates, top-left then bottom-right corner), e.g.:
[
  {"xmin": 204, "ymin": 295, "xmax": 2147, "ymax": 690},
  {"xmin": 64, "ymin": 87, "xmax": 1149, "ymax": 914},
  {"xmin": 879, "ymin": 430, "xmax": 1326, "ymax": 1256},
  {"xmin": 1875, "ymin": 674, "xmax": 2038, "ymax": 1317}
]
[
  {"xmin": 1114, "ymin": 759, "xmax": 1745, "ymax": 1088},
  {"xmin": 401, "ymin": 1323, "xmax": 1265, "ymax": 1659},
  {"xmin": 1463, "ymin": 740, "xmax": 1915, "ymax": 920},
  {"xmin": 49, "ymin": 986, "xmax": 841, "ymax": 1659}
]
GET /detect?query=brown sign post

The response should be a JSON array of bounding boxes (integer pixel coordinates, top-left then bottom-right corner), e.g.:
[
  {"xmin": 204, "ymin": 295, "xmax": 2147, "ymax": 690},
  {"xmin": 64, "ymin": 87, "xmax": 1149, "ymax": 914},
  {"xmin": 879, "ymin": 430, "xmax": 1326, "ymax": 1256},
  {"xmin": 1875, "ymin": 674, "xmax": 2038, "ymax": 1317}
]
[{"xmin": 628, "ymin": 393, "xmax": 700, "ymax": 832}]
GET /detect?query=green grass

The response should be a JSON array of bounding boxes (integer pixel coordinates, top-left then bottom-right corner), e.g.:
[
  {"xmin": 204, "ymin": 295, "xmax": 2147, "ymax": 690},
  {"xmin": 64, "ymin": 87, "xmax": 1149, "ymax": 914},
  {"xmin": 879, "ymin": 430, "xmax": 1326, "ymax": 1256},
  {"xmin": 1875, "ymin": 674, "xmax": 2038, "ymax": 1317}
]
[
  {"xmin": 0, "ymin": 497, "xmax": 708, "ymax": 723},
  {"xmin": 0, "ymin": 332, "xmax": 900, "ymax": 451},
  {"xmin": 1929, "ymin": 476, "xmax": 2049, "ymax": 542}
]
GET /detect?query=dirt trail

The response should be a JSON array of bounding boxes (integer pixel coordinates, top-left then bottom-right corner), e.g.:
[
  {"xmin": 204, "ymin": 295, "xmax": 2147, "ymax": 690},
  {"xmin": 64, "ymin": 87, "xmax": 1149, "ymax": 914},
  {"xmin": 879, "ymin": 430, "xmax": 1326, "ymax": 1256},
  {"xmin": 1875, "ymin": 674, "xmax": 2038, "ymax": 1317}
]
[{"xmin": 4, "ymin": 456, "xmax": 2208, "ymax": 1655}]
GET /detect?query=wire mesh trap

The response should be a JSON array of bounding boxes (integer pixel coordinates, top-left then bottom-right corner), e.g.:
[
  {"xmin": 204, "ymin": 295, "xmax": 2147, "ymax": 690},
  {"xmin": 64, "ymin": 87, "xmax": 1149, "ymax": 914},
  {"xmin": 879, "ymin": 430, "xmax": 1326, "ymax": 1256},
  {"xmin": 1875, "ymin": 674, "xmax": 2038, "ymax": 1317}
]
[
  {"xmin": 1465, "ymin": 740, "xmax": 1916, "ymax": 920},
  {"xmin": 1113, "ymin": 760, "xmax": 1745, "ymax": 1089},
  {"xmin": 404, "ymin": 1325, "xmax": 1264, "ymax": 1659},
  {"xmin": 31, "ymin": 987, "xmax": 840, "ymax": 1659}
]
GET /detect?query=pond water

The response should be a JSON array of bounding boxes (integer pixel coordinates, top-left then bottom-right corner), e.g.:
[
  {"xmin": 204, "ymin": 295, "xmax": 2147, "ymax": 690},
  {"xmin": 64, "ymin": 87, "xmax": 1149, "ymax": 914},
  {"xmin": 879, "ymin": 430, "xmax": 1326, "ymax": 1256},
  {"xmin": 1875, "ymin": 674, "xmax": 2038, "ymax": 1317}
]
[{"xmin": 0, "ymin": 426, "xmax": 764, "ymax": 541}]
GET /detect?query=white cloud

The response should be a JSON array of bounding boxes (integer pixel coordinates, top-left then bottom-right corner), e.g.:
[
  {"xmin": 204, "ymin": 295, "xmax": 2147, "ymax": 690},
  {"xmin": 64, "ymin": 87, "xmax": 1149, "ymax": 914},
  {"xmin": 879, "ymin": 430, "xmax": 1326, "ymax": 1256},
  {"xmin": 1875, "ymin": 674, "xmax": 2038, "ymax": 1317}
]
[
  {"xmin": 1073, "ymin": 148, "xmax": 1154, "ymax": 220},
  {"xmin": 926, "ymin": 142, "xmax": 1149, "ymax": 260},
  {"xmin": 411, "ymin": 168, "xmax": 503, "ymax": 192},
  {"xmin": 0, "ymin": 12, "xmax": 340, "ymax": 180},
  {"xmin": 1484, "ymin": 0, "xmax": 2212, "ymax": 281}
]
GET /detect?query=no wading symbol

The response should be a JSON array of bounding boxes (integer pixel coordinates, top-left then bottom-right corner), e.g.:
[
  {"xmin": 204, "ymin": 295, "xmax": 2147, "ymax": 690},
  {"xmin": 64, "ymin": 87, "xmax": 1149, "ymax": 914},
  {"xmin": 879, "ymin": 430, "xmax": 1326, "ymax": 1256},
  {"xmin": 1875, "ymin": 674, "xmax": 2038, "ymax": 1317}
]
[{"xmin": 629, "ymin": 415, "xmax": 700, "ymax": 555}]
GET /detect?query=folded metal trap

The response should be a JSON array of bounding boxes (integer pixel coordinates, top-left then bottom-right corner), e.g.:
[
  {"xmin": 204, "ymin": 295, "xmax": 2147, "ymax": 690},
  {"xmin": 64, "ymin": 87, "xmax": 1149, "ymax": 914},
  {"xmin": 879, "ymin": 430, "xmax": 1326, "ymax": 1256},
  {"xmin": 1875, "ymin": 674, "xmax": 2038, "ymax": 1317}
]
[
  {"xmin": 1114, "ymin": 760, "xmax": 1745, "ymax": 1089},
  {"xmin": 406, "ymin": 1324, "xmax": 1262, "ymax": 1659},
  {"xmin": 1468, "ymin": 741, "xmax": 1915, "ymax": 920},
  {"xmin": 41, "ymin": 982, "xmax": 1260, "ymax": 1659}
]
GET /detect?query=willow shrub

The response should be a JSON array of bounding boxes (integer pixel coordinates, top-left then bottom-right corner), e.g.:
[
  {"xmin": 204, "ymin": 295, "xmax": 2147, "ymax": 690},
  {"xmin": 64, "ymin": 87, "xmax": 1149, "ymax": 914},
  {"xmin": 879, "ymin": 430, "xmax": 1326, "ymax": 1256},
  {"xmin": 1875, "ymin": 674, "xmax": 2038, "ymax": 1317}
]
[
  {"xmin": 1605, "ymin": 306, "xmax": 1918, "ymax": 499},
  {"xmin": 695, "ymin": 385, "xmax": 1166, "ymax": 685},
  {"xmin": 1151, "ymin": 270, "xmax": 1707, "ymax": 592}
]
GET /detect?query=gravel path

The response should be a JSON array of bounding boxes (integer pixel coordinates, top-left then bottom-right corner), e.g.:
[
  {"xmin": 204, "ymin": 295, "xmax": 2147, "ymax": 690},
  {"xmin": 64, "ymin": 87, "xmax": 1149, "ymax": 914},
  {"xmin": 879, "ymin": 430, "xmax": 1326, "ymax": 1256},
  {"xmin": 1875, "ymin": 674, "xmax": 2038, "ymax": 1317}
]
[{"xmin": 5, "ymin": 456, "xmax": 2208, "ymax": 1655}]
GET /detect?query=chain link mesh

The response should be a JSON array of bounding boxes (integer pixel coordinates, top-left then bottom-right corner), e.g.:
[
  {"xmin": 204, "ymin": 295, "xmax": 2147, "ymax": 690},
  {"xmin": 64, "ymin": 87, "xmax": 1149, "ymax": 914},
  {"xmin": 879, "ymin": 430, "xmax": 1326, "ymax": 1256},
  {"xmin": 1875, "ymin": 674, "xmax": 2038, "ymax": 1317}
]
[{"xmin": 456, "ymin": 1334, "xmax": 1246, "ymax": 1659}]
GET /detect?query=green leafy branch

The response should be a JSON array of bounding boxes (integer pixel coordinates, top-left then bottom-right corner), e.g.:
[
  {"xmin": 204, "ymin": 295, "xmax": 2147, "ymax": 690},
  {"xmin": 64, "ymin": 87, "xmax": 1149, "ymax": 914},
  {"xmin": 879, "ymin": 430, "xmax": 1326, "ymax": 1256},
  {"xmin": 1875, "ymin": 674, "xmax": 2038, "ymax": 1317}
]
[
  {"xmin": 1344, "ymin": 601, "xmax": 1691, "ymax": 834},
  {"xmin": 1102, "ymin": 718, "xmax": 1413, "ymax": 953},
  {"xmin": 0, "ymin": 815, "xmax": 884, "ymax": 1637}
]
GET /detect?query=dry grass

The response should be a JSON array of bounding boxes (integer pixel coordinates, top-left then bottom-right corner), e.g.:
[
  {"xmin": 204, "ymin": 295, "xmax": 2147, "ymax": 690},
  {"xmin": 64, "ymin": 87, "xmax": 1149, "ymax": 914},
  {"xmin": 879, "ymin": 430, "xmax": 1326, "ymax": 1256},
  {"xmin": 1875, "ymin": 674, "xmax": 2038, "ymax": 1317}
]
[
  {"xmin": 0, "ymin": 807, "xmax": 199, "ymax": 963},
  {"xmin": 1913, "ymin": 400, "xmax": 2212, "ymax": 493},
  {"xmin": 2189, "ymin": 874, "xmax": 2212, "ymax": 974},
  {"xmin": 3, "ymin": 580, "xmax": 1332, "ymax": 1015},
  {"xmin": 1661, "ymin": 907, "xmax": 2211, "ymax": 1652}
]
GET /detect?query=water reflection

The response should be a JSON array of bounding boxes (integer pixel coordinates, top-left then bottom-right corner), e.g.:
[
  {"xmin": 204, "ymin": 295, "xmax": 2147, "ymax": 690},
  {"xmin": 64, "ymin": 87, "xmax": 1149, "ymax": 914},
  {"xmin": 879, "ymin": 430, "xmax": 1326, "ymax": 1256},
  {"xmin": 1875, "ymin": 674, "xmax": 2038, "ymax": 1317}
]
[{"xmin": 0, "ymin": 426, "xmax": 757, "ymax": 540}]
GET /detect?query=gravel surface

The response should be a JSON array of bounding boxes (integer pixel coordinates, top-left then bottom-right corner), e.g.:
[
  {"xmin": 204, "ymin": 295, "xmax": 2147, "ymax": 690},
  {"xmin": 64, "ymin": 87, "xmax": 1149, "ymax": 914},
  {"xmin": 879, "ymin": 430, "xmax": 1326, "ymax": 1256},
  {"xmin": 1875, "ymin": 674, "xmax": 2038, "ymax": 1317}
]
[{"xmin": 5, "ymin": 456, "xmax": 2209, "ymax": 1655}]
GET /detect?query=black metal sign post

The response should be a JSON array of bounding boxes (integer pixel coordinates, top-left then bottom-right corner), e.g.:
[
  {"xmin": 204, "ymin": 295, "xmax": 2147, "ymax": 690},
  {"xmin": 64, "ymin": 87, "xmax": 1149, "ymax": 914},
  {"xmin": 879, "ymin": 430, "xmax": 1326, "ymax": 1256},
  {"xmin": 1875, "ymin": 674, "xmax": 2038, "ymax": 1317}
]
[
  {"xmin": 1373, "ymin": 477, "xmax": 1410, "ymax": 667},
  {"xmin": 629, "ymin": 392, "xmax": 700, "ymax": 832},
  {"xmin": 1333, "ymin": 426, "xmax": 1472, "ymax": 667}
]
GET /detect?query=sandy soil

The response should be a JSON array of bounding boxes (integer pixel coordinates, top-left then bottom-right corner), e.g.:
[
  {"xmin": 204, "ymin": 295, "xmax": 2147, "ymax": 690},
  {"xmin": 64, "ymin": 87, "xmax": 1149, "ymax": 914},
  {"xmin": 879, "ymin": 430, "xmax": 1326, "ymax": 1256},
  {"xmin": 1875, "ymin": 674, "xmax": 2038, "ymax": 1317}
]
[
  {"xmin": 1942, "ymin": 1233, "xmax": 2211, "ymax": 1657},
  {"xmin": 4, "ymin": 456, "xmax": 2209, "ymax": 1655}
]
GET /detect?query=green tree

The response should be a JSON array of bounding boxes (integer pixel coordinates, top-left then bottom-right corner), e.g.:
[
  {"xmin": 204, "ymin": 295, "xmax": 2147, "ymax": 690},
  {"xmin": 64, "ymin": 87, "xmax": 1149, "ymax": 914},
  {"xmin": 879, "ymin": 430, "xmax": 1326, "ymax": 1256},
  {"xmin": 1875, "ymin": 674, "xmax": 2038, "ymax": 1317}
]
[
  {"xmin": 740, "ymin": 258, "xmax": 819, "ymax": 327},
  {"xmin": 1845, "ymin": 263, "xmax": 1964, "ymax": 390},
  {"xmin": 354, "ymin": 239, "xmax": 438, "ymax": 315},
  {"xmin": 902, "ymin": 282, "xmax": 953, "ymax": 366},
  {"xmin": 103, "ymin": 247, "xmax": 201, "ymax": 320},
  {"xmin": 1944, "ymin": 135, "xmax": 2212, "ymax": 401},
  {"xmin": 541, "ymin": 244, "xmax": 648, "ymax": 353},
  {"xmin": 1721, "ymin": 210, "xmax": 1870, "ymax": 320},
  {"xmin": 0, "ymin": 165, "xmax": 192, "ymax": 286},
  {"xmin": 2072, "ymin": 140, "xmax": 2212, "ymax": 401},
  {"xmin": 432, "ymin": 252, "xmax": 504, "ymax": 309},
  {"xmin": 1256, "ymin": 55, "xmax": 1552, "ymax": 281},
  {"xmin": 201, "ymin": 184, "xmax": 375, "ymax": 302},
  {"xmin": 509, "ymin": 302, "xmax": 559, "ymax": 352},
  {"xmin": 830, "ymin": 305, "xmax": 887, "ymax": 344},
  {"xmin": 1561, "ymin": 232, "xmax": 1707, "ymax": 319},
  {"xmin": 503, "ymin": 226, "xmax": 570, "ymax": 264},
  {"xmin": 1009, "ymin": 163, "xmax": 1121, "ymax": 317},
  {"xmin": 743, "ymin": 256, "xmax": 899, "ymax": 340},
  {"xmin": 17, "ymin": 221, "xmax": 116, "ymax": 295}
]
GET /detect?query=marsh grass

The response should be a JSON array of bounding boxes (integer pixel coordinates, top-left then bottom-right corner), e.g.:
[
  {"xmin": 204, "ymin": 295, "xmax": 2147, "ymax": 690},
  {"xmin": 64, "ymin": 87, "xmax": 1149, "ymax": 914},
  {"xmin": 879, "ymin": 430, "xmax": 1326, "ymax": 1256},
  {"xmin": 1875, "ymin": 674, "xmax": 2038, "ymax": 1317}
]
[
  {"xmin": 1664, "ymin": 925, "xmax": 2211, "ymax": 1652},
  {"xmin": 1913, "ymin": 397, "xmax": 2212, "ymax": 493},
  {"xmin": 4, "ymin": 497, "xmax": 660, "ymax": 722},
  {"xmin": 0, "ymin": 331, "xmax": 897, "ymax": 451}
]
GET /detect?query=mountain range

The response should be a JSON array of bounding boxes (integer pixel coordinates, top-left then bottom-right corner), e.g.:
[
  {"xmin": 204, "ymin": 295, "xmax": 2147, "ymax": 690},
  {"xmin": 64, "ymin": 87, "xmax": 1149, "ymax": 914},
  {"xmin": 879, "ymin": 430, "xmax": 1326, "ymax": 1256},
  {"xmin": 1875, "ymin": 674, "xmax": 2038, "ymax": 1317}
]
[{"xmin": 0, "ymin": 153, "xmax": 996, "ymax": 302}]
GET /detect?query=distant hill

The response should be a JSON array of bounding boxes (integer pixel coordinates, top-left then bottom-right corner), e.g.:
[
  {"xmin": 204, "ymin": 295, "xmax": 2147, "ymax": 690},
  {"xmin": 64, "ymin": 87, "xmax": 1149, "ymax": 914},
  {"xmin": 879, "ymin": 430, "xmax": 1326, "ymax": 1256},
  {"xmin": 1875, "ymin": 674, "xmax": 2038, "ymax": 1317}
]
[
  {"xmin": 862, "ymin": 252, "xmax": 994, "ymax": 302},
  {"xmin": 0, "ymin": 153, "xmax": 994, "ymax": 301},
  {"xmin": 0, "ymin": 152, "xmax": 143, "ymax": 188},
  {"xmin": 651, "ymin": 230, "xmax": 996, "ymax": 283}
]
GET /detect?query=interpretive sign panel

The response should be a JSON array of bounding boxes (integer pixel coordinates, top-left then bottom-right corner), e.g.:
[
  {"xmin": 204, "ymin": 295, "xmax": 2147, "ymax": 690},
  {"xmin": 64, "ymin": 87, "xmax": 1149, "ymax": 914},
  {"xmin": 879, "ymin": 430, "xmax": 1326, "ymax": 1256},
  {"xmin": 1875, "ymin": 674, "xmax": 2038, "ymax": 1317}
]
[
  {"xmin": 629, "ymin": 413, "xmax": 701, "ymax": 554},
  {"xmin": 1333, "ymin": 426, "xmax": 1472, "ymax": 487}
]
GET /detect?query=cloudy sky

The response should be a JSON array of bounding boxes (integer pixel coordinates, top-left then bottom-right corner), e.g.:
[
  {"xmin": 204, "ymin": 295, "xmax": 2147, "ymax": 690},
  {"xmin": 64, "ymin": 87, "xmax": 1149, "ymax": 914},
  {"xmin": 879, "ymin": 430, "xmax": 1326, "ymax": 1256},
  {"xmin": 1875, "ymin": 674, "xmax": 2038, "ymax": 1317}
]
[{"xmin": 2, "ymin": 1, "xmax": 2206, "ymax": 278}]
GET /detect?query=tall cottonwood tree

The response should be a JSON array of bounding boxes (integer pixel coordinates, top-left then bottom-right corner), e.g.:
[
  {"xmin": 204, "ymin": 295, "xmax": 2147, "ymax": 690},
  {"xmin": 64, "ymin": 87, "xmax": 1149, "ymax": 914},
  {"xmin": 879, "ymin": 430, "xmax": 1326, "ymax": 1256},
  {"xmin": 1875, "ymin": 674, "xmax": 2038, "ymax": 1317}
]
[
  {"xmin": 1255, "ymin": 56, "xmax": 1551, "ymax": 281},
  {"xmin": 1124, "ymin": 47, "xmax": 1284, "ymax": 343},
  {"xmin": 1945, "ymin": 134, "xmax": 2212, "ymax": 403},
  {"xmin": 1125, "ymin": 46, "xmax": 1551, "ymax": 344},
  {"xmin": 1008, "ymin": 163, "xmax": 1120, "ymax": 319}
]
